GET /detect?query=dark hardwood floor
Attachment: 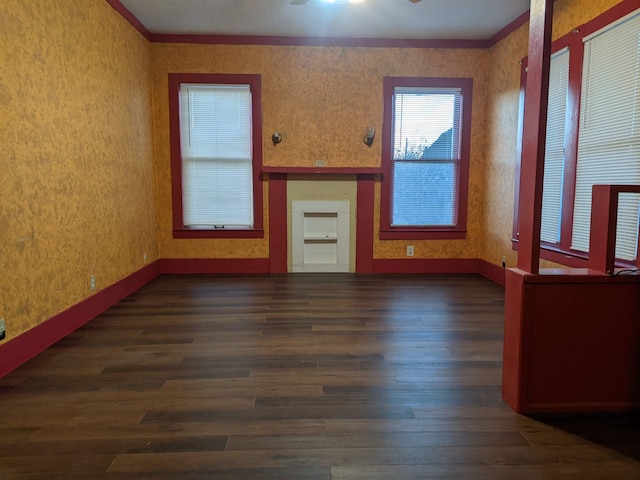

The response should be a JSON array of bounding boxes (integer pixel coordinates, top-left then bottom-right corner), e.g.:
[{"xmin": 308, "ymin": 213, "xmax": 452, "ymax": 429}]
[{"xmin": 0, "ymin": 274, "xmax": 638, "ymax": 479}]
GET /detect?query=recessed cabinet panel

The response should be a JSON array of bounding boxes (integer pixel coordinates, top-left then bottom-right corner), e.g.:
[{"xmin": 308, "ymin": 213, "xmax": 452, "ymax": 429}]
[
  {"xmin": 304, "ymin": 213, "xmax": 338, "ymax": 240},
  {"xmin": 303, "ymin": 241, "xmax": 338, "ymax": 265},
  {"xmin": 292, "ymin": 201, "xmax": 349, "ymax": 273}
]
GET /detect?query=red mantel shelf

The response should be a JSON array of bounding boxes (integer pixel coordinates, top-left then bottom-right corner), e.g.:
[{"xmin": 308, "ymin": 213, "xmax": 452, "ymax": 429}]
[{"xmin": 262, "ymin": 166, "xmax": 383, "ymax": 175}]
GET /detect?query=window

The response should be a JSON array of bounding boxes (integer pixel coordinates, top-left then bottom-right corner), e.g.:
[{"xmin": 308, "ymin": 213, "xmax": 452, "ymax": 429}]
[
  {"xmin": 540, "ymin": 48, "xmax": 570, "ymax": 245},
  {"xmin": 571, "ymin": 12, "xmax": 640, "ymax": 261},
  {"xmin": 515, "ymin": 5, "xmax": 640, "ymax": 265},
  {"xmin": 168, "ymin": 73, "xmax": 263, "ymax": 238},
  {"xmin": 380, "ymin": 77, "xmax": 472, "ymax": 240}
]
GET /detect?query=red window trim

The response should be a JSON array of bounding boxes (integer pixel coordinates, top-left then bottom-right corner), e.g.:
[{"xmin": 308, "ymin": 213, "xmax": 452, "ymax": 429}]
[
  {"xmin": 168, "ymin": 73, "xmax": 264, "ymax": 239},
  {"xmin": 512, "ymin": 1, "xmax": 640, "ymax": 267},
  {"xmin": 380, "ymin": 76, "xmax": 472, "ymax": 240}
]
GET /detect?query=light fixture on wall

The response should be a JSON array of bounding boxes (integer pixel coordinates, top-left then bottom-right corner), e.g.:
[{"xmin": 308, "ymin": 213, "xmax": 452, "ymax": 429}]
[
  {"xmin": 363, "ymin": 127, "xmax": 375, "ymax": 147},
  {"xmin": 272, "ymin": 132, "xmax": 283, "ymax": 145}
]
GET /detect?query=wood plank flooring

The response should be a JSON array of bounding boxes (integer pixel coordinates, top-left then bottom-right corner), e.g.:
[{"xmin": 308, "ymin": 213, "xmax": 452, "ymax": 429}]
[{"xmin": 0, "ymin": 273, "xmax": 638, "ymax": 479}]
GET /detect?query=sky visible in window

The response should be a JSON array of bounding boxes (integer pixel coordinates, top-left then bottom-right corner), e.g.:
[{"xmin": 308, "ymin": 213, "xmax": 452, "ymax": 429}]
[{"xmin": 393, "ymin": 93, "xmax": 454, "ymax": 159}]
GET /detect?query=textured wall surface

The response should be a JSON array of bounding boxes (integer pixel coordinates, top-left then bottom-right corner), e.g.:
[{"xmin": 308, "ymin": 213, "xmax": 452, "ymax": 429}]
[
  {"xmin": 151, "ymin": 44, "xmax": 489, "ymax": 260},
  {"xmin": 0, "ymin": 0, "xmax": 157, "ymax": 341},
  {"xmin": 482, "ymin": 0, "xmax": 624, "ymax": 269}
]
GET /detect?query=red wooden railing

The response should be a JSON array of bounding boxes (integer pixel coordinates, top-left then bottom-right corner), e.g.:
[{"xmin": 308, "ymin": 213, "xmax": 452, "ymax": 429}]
[{"xmin": 588, "ymin": 185, "xmax": 640, "ymax": 274}]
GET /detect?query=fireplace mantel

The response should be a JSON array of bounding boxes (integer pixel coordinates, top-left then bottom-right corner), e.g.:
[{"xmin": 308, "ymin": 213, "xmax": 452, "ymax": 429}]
[{"xmin": 262, "ymin": 166, "xmax": 382, "ymax": 176}]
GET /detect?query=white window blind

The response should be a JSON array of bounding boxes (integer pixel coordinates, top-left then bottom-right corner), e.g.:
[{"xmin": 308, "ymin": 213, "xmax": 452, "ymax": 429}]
[
  {"xmin": 391, "ymin": 87, "xmax": 462, "ymax": 227},
  {"xmin": 540, "ymin": 48, "xmax": 569, "ymax": 244},
  {"xmin": 179, "ymin": 84, "xmax": 254, "ymax": 228},
  {"xmin": 571, "ymin": 12, "xmax": 640, "ymax": 261}
]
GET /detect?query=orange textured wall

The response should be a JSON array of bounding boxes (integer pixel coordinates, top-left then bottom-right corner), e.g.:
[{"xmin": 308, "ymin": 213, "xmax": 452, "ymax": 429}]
[
  {"xmin": 482, "ymin": 0, "xmax": 624, "ymax": 269},
  {"xmin": 0, "ymin": 0, "xmax": 157, "ymax": 342},
  {"xmin": 151, "ymin": 44, "xmax": 489, "ymax": 259}
]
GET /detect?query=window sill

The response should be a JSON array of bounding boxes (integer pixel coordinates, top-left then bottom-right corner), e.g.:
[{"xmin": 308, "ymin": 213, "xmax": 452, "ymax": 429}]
[
  {"xmin": 511, "ymin": 239, "xmax": 637, "ymax": 269},
  {"xmin": 511, "ymin": 238, "xmax": 588, "ymax": 267},
  {"xmin": 380, "ymin": 228, "xmax": 467, "ymax": 240},
  {"xmin": 173, "ymin": 229, "xmax": 264, "ymax": 239}
]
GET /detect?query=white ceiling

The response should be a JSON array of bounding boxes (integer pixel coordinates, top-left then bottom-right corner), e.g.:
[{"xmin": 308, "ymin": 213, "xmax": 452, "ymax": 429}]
[{"xmin": 118, "ymin": 0, "xmax": 531, "ymax": 40}]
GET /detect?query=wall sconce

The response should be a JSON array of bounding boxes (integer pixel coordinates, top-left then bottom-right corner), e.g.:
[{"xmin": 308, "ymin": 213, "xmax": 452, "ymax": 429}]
[
  {"xmin": 363, "ymin": 127, "xmax": 375, "ymax": 147},
  {"xmin": 272, "ymin": 132, "xmax": 283, "ymax": 145}
]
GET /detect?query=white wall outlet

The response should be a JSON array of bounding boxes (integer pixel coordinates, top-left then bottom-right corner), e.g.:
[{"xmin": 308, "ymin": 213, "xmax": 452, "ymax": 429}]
[
  {"xmin": 407, "ymin": 245, "xmax": 414, "ymax": 257},
  {"xmin": 90, "ymin": 275, "xmax": 96, "ymax": 291},
  {"xmin": 314, "ymin": 159, "xmax": 325, "ymax": 167},
  {"xmin": 0, "ymin": 318, "xmax": 5, "ymax": 340},
  {"xmin": 143, "ymin": 252, "xmax": 148, "ymax": 264}
]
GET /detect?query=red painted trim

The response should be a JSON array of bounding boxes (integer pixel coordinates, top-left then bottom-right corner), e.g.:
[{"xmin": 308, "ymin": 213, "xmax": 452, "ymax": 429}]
[
  {"xmin": 159, "ymin": 258, "xmax": 270, "ymax": 274},
  {"xmin": 516, "ymin": 0, "xmax": 554, "ymax": 274},
  {"xmin": 104, "ymin": 0, "xmax": 152, "ymax": 40},
  {"xmin": 512, "ymin": 59, "xmax": 527, "ymax": 243},
  {"xmin": 150, "ymin": 34, "xmax": 490, "ymax": 49},
  {"xmin": 513, "ymin": 239, "xmax": 588, "ymax": 268},
  {"xmin": 588, "ymin": 185, "xmax": 620, "ymax": 274},
  {"xmin": 268, "ymin": 173, "xmax": 288, "ymax": 274},
  {"xmin": 589, "ymin": 185, "xmax": 640, "ymax": 274},
  {"xmin": 168, "ymin": 74, "xmax": 184, "ymax": 233},
  {"xmin": 380, "ymin": 77, "xmax": 473, "ymax": 240},
  {"xmin": 478, "ymin": 259, "xmax": 506, "ymax": 286},
  {"xmin": 0, "ymin": 261, "xmax": 161, "ymax": 379},
  {"xmin": 538, "ymin": 246, "xmax": 587, "ymax": 268},
  {"xmin": 172, "ymin": 229, "xmax": 264, "ymax": 239},
  {"xmin": 356, "ymin": 174, "xmax": 375, "ymax": 273},
  {"xmin": 502, "ymin": 269, "xmax": 528, "ymax": 411},
  {"xmin": 507, "ymin": 60, "xmax": 531, "ymax": 247},
  {"xmin": 372, "ymin": 258, "xmax": 480, "ymax": 274},
  {"xmin": 577, "ymin": 0, "xmax": 640, "ymax": 39},
  {"xmin": 559, "ymin": 31, "xmax": 584, "ymax": 253},
  {"xmin": 168, "ymin": 73, "xmax": 264, "ymax": 239},
  {"xmin": 513, "ymin": 239, "xmax": 639, "ymax": 270},
  {"xmin": 507, "ymin": 269, "xmax": 640, "ymax": 282},
  {"xmin": 262, "ymin": 166, "xmax": 382, "ymax": 175},
  {"xmin": 265, "ymin": 172, "xmax": 378, "ymax": 274},
  {"xmin": 488, "ymin": 10, "xmax": 530, "ymax": 47}
]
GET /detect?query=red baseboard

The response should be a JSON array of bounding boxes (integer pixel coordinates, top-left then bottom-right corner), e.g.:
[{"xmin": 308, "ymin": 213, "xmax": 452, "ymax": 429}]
[
  {"xmin": 478, "ymin": 259, "xmax": 507, "ymax": 286},
  {"xmin": 0, "ymin": 261, "xmax": 161, "ymax": 378},
  {"xmin": 159, "ymin": 258, "xmax": 270, "ymax": 274},
  {"xmin": 372, "ymin": 258, "xmax": 481, "ymax": 274},
  {"xmin": 372, "ymin": 258, "xmax": 505, "ymax": 285}
]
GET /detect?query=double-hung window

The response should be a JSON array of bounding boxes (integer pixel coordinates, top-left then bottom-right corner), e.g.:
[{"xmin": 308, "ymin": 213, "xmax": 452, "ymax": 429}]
[
  {"xmin": 571, "ymin": 11, "xmax": 640, "ymax": 261},
  {"xmin": 540, "ymin": 48, "xmax": 570, "ymax": 245},
  {"xmin": 380, "ymin": 77, "xmax": 472, "ymax": 240},
  {"xmin": 168, "ymin": 74, "xmax": 263, "ymax": 238},
  {"xmin": 516, "ymin": 6, "xmax": 640, "ymax": 264}
]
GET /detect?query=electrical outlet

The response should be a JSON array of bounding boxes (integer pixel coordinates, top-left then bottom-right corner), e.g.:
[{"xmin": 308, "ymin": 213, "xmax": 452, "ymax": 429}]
[
  {"xmin": 407, "ymin": 245, "xmax": 414, "ymax": 257},
  {"xmin": 314, "ymin": 159, "xmax": 325, "ymax": 167},
  {"xmin": 0, "ymin": 318, "xmax": 5, "ymax": 340},
  {"xmin": 501, "ymin": 256, "xmax": 507, "ymax": 268},
  {"xmin": 143, "ymin": 253, "xmax": 148, "ymax": 264},
  {"xmin": 90, "ymin": 275, "xmax": 96, "ymax": 291}
]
